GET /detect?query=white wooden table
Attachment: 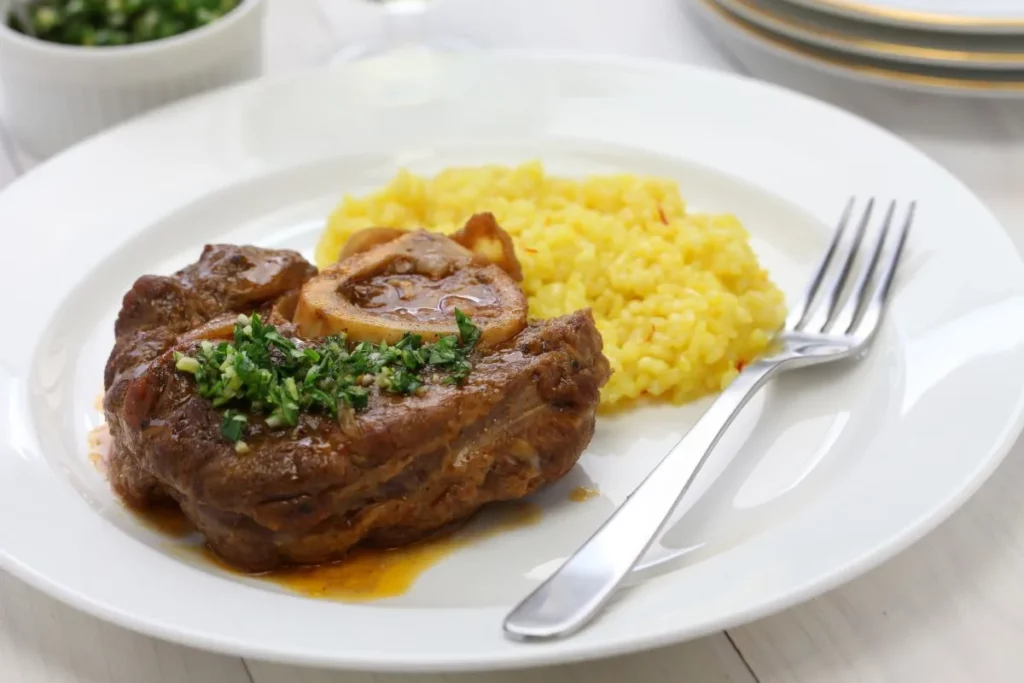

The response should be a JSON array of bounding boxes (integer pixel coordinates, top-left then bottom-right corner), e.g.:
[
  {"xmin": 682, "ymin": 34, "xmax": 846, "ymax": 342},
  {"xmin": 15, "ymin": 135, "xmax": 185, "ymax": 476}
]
[{"xmin": 4, "ymin": 1, "xmax": 1024, "ymax": 681}]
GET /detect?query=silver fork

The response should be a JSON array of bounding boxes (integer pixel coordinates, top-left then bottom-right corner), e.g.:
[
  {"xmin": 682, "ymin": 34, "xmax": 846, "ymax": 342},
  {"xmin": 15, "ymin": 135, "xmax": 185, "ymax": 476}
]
[{"xmin": 503, "ymin": 198, "xmax": 914, "ymax": 641}]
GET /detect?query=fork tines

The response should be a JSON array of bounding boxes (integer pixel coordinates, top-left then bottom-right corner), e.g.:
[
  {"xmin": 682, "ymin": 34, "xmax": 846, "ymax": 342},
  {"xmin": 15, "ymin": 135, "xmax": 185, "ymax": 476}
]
[{"xmin": 787, "ymin": 198, "xmax": 914, "ymax": 341}]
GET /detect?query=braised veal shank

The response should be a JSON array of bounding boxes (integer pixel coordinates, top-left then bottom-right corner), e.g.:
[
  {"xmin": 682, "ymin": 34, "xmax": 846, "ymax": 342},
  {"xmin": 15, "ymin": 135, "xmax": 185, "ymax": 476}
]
[{"xmin": 103, "ymin": 229, "xmax": 609, "ymax": 572}]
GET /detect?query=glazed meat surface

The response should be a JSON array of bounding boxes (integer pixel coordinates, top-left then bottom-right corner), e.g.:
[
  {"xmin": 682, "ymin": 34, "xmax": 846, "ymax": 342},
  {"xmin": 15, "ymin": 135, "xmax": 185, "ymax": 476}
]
[{"xmin": 104, "ymin": 244, "xmax": 610, "ymax": 572}]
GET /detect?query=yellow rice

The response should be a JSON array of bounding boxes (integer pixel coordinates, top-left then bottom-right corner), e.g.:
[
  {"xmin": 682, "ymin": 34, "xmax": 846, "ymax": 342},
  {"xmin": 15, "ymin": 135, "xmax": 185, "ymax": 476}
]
[{"xmin": 315, "ymin": 161, "xmax": 786, "ymax": 411}]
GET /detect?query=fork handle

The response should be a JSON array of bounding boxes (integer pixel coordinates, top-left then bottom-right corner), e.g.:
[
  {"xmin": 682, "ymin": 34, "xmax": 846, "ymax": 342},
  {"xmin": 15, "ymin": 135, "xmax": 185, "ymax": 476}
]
[{"xmin": 503, "ymin": 359, "xmax": 780, "ymax": 641}]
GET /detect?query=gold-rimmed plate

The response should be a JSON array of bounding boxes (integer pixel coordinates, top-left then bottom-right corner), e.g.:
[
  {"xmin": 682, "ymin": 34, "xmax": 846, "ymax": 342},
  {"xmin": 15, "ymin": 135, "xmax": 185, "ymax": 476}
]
[
  {"xmin": 783, "ymin": 0, "xmax": 1024, "ymax": 34},
  {"xmin": 699, "ymin": 0, "xmax": 1024, "ymax": 97},
  {"xmin": 720, "ymin": 0, "xmax": 1024, "ymax": 69}
]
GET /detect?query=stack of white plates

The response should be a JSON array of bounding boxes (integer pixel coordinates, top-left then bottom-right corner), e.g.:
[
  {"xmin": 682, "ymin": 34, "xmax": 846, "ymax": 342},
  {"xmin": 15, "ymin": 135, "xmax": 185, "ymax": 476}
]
[{"xmin": 695, "ymin": 0, "xmax": 1024, "ymax": 96}]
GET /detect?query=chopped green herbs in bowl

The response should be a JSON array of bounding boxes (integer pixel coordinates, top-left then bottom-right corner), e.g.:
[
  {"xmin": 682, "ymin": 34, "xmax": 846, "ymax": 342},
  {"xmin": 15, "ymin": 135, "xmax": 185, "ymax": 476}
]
[
  {"xmin": 9, "ymin": 0, "xmax": 242, "ymax": 46},
  {"xmin": 0, "ymin": 0, "xmax": 265, "ymax": 156}
]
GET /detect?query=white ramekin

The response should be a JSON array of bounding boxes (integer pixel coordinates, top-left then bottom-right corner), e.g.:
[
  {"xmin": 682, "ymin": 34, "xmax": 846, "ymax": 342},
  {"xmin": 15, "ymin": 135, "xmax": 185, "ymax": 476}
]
[{"xmin": 0, "ymin": 0, "xmax": 267, "ymax": 158}]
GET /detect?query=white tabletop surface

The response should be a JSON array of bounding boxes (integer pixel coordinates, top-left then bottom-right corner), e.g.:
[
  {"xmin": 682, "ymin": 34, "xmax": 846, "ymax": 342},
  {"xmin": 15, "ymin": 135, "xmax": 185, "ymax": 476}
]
[{"xmin": 4, "ymin": 0, "xmax": 1024, "ymax": 681}]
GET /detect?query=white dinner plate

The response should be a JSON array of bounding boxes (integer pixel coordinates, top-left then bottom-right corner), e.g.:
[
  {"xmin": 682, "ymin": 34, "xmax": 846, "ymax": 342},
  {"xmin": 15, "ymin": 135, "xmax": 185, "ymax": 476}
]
[
  {"xmin": 720, "ymin": 0, "xmax": 1024, "ymax": 69},
  {"xmin": 2, "ymin": 51, "xmax": 1024, "ymax": 672},
  {"xmin": 783, "ymin": 0, "xmax": 1024, "ymax": 33},
  {"xmin": 699, "ymin": 0, "xmax": 1024, "ymax": 97}
]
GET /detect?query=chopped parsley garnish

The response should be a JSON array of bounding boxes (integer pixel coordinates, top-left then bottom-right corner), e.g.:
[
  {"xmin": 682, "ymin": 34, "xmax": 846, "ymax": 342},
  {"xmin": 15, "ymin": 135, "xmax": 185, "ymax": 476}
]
[{"xmin": 173, "ymin": 310, "xmax": 481, "ymax": 445}]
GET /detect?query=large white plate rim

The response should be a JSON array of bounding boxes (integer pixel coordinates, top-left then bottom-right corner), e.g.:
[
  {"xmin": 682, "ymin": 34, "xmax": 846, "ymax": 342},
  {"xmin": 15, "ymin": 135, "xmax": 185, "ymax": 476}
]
[{"xmin": 1, "ymin": 52, "xmax": 1023, "ymax": 671}]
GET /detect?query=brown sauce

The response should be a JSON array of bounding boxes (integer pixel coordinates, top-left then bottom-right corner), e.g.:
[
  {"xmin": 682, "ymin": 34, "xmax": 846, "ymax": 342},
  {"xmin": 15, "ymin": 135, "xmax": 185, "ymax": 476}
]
[
  {"xmin": 88, "ymin": 451, "xmax": 106, "ymax": 473},
  {"xmin": 260, "ymin": 502, "xmax": 542, "ymax": 601},
  {"xmin": 86, "ymin": 423, "xmax": 194, "ymax": 538},
  {"xmin": 87, "ymin": 423, "xmax": 110, "ymax": 475},
  {"xmin": 568, "ymin": 486, "xmax": 599, "ymax": 502},
  {"xmin": 153, "ymin": 501, "xmax": 542, "ymax": 601},
  {"xmin": 259, "ymin": 538, "xmax": 460, "ymax": 601},
  {"xmin": 346, "ymin": 271, "xmax": 499, "ymax": 322},
  {"xmin": 89, "ymin": 393, "xmax": 108, "ymax": 474},
  {"xmin": 133, "ymin": 503, "xmax": 197, "ymax": 538}
]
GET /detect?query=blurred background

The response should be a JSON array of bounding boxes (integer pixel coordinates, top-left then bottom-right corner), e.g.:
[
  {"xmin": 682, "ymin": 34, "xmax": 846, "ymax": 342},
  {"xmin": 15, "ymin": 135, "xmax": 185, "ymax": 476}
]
[{"xmin": 1, "ymin": 0, "xmax": 1020, "ymax": 222}]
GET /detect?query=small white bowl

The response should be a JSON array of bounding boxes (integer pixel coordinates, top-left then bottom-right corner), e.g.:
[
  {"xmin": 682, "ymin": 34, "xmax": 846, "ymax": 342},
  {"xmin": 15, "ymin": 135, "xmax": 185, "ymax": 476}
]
[{"xmin": 0, "ymin": 0, "xmax": 267, "ymax": 158}]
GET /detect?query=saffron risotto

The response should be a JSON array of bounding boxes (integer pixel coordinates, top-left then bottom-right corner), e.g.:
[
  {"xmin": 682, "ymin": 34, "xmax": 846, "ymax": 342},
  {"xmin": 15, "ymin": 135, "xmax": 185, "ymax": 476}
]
[{"xmin": 315, "ymin": 162, "xmax": 786, "ymax": 411}]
